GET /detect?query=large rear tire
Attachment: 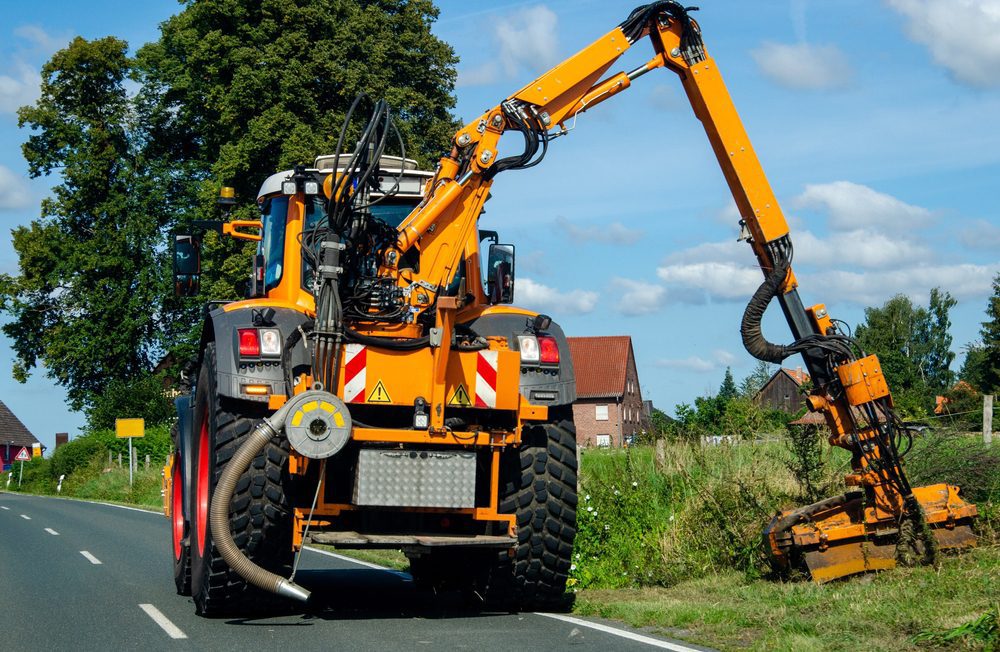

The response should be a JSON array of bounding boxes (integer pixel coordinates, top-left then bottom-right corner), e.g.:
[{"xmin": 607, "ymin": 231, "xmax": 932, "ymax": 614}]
[
  {"xmin": 170, "ymin": 422, "xmax": 191, "ymax": 595},
  {"xmin": 481, "ymin": 416, "xmax": 578, "ymax": 610},
  {"xmin": 190, "ymin": 343, "xmax": 294, "ymax": 616}
]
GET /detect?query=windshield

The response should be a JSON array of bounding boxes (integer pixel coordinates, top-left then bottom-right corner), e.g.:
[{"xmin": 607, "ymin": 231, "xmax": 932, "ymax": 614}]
[{"xmin": 261, "ymin": 196, "xmax": 289, "ymax": 292}]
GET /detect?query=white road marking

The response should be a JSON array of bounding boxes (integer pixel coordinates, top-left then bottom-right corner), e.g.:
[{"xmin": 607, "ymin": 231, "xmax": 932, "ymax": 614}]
[
  {"xmin": 20, "ymin": 514, "xmax": 31, "ymax": 520},
  {"xmin": 535, "ymin": 612, "xmax": 705, "ymax": 652},
  {"xmin": 1, "ymin": 505, "xmax": 10, "ymax": 510},
  {"xmin": 80, "ymin": 551, "xmax": 102, "ymax": 565},
  {"xmin": 304, "ymin": 546, "xmax": 412, "ymax": 580},
  {"xmin": 139, "ymin": 604, "xmax": 188, "ymax": 640},
  {"xmin": 45, "ymin": 528, "xmax": 59, "ymax": 535}
]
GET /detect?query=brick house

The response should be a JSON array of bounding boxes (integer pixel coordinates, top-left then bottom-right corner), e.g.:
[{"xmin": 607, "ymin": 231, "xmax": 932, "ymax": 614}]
[
  {"xmin": 0, "ymin": 400, "xmax": 43, "ymax": 470},
  {"xmin": 567, "ymin": 336, "xmax": 644, "ymax": 448},
  {"xmin": 755, "ymin": 367, "xmax": 810, "ymax": 414}
]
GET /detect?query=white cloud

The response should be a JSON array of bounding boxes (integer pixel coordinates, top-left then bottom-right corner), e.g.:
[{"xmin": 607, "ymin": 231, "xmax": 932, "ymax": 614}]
[
  {"xmin": 655, "ymin": 261, "xmax": 762, "ymax": 303},
  {"xmin": 456, "ymin": 5, "xmax": 559, "ymax": 87},
  {"xmin": 611, "ymin": 278, "xmax": 667, "ymax": 316},
  {"xmin": 552, "ymin": 216, "xmax": 643, "ymax": 245},
  {"xmin": 0, "ymin": 60, "xmax": 40, "ymax": 114},
  {"xmin": 495, "ymin": 5, "xmax": 560, "ymax": 77},
  {"xmin": 751, "ymin": 42, "xmax": 853, "ymax": 90},
  {"xmin": 517, "ymin": 277, "xmax": 598, "ymax": 315},
  {"xmin": 0, "ymin": 165, "xmax": 31, "ymax": 210},
  {"xmin": 654, "ymin": 349, "xmax": 736, "ymax": 373},
  {"xmin": 886, "ymin": 0, "xmax": 1000, "ymax": 88},
  {"xmin": 808, "ymin": 264, "xmax": 999, "ymax": 305},
  {"xmin": 14, "ymin": 25, "xmax": 67, "ymax": 53},
  {"xmin": 457, "ymin": 62, "xmax": 498, "ymax": 88},
  {"xmin": 793, "ymin": 181, "xmax": 934, "ymax": 232},
  {"xmin": 958, "ymin": 219, "xmax": 1000, "ymax": 250},
  {"xmin": 793, "ymin": 229, "xmax": 931, "ymax": 269}
]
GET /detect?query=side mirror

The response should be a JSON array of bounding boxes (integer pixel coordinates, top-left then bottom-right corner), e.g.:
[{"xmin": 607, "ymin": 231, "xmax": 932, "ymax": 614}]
[
  {"xmin": 487, "ymin": 243, "xmax": 515, "ymax": 304},
  {"xmin": 173, "ymin": 234, "xmax": 201, "ymax": 297}
]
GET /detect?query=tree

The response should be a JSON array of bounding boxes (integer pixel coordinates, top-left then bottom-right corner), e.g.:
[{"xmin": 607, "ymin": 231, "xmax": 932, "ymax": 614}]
[
  {"xmin": 134, "ymin": 0, "xmax": 459, "ymax": 300},
  {"xmin": 739, "ymin": 360, "xmax": 773, "ymax": 398},
  {"xmin": 0, "ymin": 37, "xmax": 169, "ymax": 411},
  {"xmin": 854, "ymin": 289, "xmax": 957, "ymax": 414},
  {"xmin": 959, "ymin": 343, "xmax": 989, "ymax": 392},
  {"xmin": 718, "ymin": 367, "xmax": 737, "ymax": 402},
  {"xmin": 1, "ymin": 2, "xmax": 460, "ymax": 422},
  {"xmin": 979, "ymin": 274, "xmax": 1000, "ymax": 393}
]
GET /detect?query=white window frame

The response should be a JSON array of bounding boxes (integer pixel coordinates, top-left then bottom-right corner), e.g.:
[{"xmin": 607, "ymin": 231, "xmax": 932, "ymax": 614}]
[
  {"xmin": 595, "ymin": 404, "xmax": 609, "ymax": 421},
  {"xmin": 596, "ymin": 434, "xmax": 611, "ymax": 447}
]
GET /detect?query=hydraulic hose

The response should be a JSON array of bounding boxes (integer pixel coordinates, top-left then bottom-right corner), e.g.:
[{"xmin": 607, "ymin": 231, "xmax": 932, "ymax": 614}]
[
  {"xmin": 740, "ymin": 259, "xmax": 792, "ymax": 364},
  {"xmin": 208, "ymin": 401, "xmax": 311, "ymax": 603}
]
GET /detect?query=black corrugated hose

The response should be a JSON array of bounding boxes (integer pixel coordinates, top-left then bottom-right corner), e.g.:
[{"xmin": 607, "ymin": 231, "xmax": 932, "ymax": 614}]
[{"xmin": 740, "ymin": 258, "xmax": 792, "ymax": 364}]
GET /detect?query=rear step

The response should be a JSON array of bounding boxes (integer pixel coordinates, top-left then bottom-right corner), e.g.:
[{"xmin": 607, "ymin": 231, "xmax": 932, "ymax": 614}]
[{"xmin": 307, "ymin": 531, "xmax": 516, "ymax": 549}]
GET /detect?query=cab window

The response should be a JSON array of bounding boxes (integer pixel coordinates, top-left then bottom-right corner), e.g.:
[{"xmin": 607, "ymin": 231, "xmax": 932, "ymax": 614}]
[{"xmin": 261, "ymin": 196, "xmax": 288, "ymax": 292}]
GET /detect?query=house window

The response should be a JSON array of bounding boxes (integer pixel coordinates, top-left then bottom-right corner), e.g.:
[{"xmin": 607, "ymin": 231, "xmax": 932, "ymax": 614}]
[
  {"xmin": 595, "ymin": 405, "xmax": 609, "ymax": 421},
  {"xmin": 596, "ymin": 434, "xmax": 611, "ymax": 447}
]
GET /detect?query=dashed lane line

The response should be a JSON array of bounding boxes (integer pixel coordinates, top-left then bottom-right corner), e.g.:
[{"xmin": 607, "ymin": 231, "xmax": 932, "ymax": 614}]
[
  {"xmin": 139, "ymin": 604, "xmax": 188, "ymax": 640},
  {"xmin": 80, "ymin": 551, "xmax": 102, "ymax": 565},
  {"xmin": 20, "ymin": 514, "xmax": 30, "ymax": 520},
  {"xmin": 1, "ymin": 505, "xmax": 9, "ymax": 510},
  {"xmin": 534, "ymin": 613, "xmax": 706, "ymax": 652},
  {"xmin": 45, "ymin": 528, "xmax": 59, "ymax": 535}
]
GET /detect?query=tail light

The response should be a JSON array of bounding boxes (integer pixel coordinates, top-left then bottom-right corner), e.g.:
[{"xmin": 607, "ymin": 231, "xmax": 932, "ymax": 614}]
[
  {"xmin": 238, "ymin": 328, "xmax": 260, "ymax": 356},
  {"xmin": 537, "ymin": 336, "xmax": 560, "ymax": 364}
]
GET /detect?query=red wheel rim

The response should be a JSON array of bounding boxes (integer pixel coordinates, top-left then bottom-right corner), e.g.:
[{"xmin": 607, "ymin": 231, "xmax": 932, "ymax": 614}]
[
  {"xmin": 196, "ymin": 412, "xmax": 210, "ymax": 556},
  {"xmin": 171, "ymin": 453, "xmax": 184, "ymax": 560}
]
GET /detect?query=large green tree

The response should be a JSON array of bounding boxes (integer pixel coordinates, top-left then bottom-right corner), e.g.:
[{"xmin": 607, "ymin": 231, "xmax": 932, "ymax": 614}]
[
  {"xmin": 977, "ymin": 274, "xmax": 1000, "ymax": 392},
  {"xmin": 1, "ymin": 1, "xmax": 459, "ymax": 421},
  {"xmin": 854, "ymin": 289, "xmax": 957, "ymax": 414},
  {"xmin": 0, "ymin": 37, "xmax": 171, "ymax": 412}
]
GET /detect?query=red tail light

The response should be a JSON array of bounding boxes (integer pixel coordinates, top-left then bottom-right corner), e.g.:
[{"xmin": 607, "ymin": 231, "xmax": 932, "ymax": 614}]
[
  {"xmin": 238, "ymin": 328, "xmax": 260, "ymax": 357},
  {"xmin": 538, "ymin": 335, "xmax": 560, "ymax": 364}
]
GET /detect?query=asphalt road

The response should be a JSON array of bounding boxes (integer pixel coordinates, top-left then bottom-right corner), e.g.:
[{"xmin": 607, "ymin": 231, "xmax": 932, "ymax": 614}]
[{"xmin": 0, "ymin": 492, "xmax": 711, "ymax": 651}]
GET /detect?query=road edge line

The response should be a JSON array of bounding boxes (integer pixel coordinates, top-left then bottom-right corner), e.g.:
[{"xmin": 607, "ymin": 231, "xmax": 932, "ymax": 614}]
[{"xmin": 534, "ymin": 612, "xmax": 707, "ymax": 652}]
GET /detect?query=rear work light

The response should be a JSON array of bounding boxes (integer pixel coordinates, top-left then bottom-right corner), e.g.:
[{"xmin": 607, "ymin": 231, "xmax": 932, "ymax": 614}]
[
  {"xmin": 537, "ymin": 335, "xmax": 560, "ymax": 364},
  {"xmin": 238, "ymin": 328, "xmax": 260, "ymax": 357},
  {"xmin": 259, "ymin": 328, "xmax": 282, "ymax": 357}
]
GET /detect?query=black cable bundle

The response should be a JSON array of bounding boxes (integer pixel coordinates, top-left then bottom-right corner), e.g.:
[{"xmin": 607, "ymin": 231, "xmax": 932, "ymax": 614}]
[
  {"xmin": 618, "ymin": 1, "xmax": 704, "ymax": 61},
  {"xmin": 483, "ymin": 101, "xmax": 551, "ymax": 181}
]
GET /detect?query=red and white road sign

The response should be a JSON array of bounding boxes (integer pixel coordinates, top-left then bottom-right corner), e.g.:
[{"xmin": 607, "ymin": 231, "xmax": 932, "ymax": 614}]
[
  {"xmin": 343, "ymin": 344, "xmax": 367, "ymax": 403},
  {"xmin": 14, "ymin": 447, "xmax": 31, "ymax": 462},
  {"xmin": 475, "ymin": 350, "xmax": 498, "ymax": 408}
]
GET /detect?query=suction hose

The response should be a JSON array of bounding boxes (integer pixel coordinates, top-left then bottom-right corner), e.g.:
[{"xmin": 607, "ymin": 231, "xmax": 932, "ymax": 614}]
[{"xmin": 208, "ymin": 401, "xmax": 311, "ymax": 603}]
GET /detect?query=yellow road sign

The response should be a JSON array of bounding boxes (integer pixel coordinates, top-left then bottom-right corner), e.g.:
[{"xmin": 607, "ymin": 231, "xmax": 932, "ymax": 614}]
[
  {"xmin": 116, "ymin": 418, "xmax": 145, "ymax": 439},
  {"xmin": 448, "ymin": 384, "xmax": 472, "ymax": 407},
  {"xmin": 367, "ymin": 380, "xmax": 392, "ymax": 404}
]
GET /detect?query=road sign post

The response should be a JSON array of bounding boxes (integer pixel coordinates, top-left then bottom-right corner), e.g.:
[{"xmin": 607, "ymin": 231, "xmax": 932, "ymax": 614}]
[
  {"xmin": 116, "ymin": 419, "xmax": 145, "ymax": 488},
  {"xmin": 14, "ymin": 447, "xmax": 30, "ymax": 488}
]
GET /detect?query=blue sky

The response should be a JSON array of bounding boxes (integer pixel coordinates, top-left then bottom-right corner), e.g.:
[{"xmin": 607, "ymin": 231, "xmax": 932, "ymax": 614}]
[{"xmin": 2, "ymin": 1, "xmax": 999, "ymax": 451}]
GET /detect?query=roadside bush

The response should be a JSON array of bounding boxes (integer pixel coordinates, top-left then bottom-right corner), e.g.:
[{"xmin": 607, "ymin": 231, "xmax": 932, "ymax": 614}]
[
  {"xmin": 4, "ymin": 456, "xmax": 55, "ymax": 495},
  {"xmin": 50, "ymin": 424, "xmax": 172, "ymax": 481}
]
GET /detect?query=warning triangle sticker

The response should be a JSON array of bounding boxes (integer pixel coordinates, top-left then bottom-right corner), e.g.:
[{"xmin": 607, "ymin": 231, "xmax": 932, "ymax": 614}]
[
  {"xmin": 448, "ymin": 384, "xmax": 472, "ymax": 407},
  {"xmin": 367, "ymin": 380, "xmax": 392, "ymax": 404}
]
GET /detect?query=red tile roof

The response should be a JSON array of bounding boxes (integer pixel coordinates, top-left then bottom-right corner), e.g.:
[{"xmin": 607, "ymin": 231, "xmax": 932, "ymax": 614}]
[
  {"xmin": 567, "ymin": 336, "xmax": 633, "ymax": 399},
  {"xmin": 783, "ymin": 367, "xmax": 810, "ymax": 385}
]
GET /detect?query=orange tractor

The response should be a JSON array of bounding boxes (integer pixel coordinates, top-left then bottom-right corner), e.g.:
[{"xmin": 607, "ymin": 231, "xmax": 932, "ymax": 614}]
[{"xmin": 164, "ymin": 1, "xmax": 976, "ymax": 615}]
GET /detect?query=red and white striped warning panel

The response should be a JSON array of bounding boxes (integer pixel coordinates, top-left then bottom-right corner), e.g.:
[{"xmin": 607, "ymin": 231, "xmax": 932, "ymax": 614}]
[
  {"xmin": 475, "ymin": 350, "xmax": 498, "ymax": 408},
  {"xmin": 343, "ymin": 344, "xmax": 367, "ymax": 403}
]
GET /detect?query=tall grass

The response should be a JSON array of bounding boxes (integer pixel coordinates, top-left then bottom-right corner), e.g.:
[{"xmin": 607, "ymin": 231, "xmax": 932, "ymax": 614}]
[{"xmin": 572, "ymin": 430, "xmax": 997, "ymax": 590}]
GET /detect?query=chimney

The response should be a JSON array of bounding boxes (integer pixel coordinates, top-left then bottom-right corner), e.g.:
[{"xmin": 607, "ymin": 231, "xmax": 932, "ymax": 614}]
[{"xmin": 56, "ymin": 433, "xmax": 69, "ymax": 449}]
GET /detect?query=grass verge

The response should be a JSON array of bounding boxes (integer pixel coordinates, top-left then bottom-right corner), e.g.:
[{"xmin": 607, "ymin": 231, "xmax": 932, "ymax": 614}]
[{"xmin": 574, "ymin": 545, "xmax": 1000, "ymax": 651}]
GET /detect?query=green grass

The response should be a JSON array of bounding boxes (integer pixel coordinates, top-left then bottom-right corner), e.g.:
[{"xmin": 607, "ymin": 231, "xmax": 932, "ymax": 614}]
[
  {"xmin": 573, "ymin": 545, "xmax": 1000, "ymax": 652},
  {"xmin": 314, "ymin": 546, "xmax": 410, "ymax": 571}
]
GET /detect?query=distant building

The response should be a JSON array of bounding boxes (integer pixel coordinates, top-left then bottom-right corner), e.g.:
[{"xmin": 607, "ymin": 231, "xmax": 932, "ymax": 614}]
[
  {"xmin": 0, "ymin": 400, "xmax": 44, "ymax": 470},
  {"xmin": 567, "ymin": 336, "xmax": 644, "ymax": 448},
  {"xmin": 755, "ymin": 367, "xmax": 810, "ymax": 414}
]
